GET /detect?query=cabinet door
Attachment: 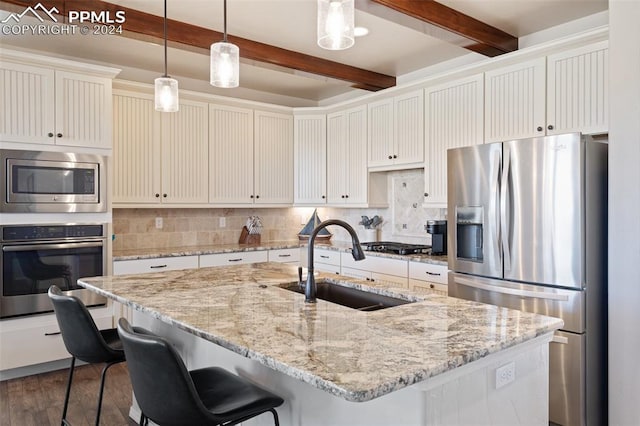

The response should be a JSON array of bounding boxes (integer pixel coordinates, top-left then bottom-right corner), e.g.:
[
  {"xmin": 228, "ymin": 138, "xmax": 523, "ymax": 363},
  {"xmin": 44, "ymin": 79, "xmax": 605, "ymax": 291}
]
[
  {"xmin": 200, "ymin": 251, "xmax": 268, "ymax": 267},
  {"xmin": 294, "ymin": 115, "xmax": 327, "ymax": 204},
  {"xmin": 268, "ymin": 248, "xmax": 301, "ymax": 264},
  {"xmin": 254, "ymin": 111, "xmax": 294, "ymax": 204},
  {"xmin": 0, "ymin": 61, "xmax": 55, "ymax": 144},
  {"xmin": 326, "ymin": 112, "xmax": 348, "ymax": 204},
  {"xmin": 367, "ymin": 98, "xmax": 394, "ymax": 167},
  {"xmin": 345, "ymin": 105, "xmax": 368, "ymax": 204},
  {"xmin": 112, "ymin": 92, "xmax": 161, "ymax": 204},
  {"xmin": 409, "ymin": 278, "xmax": 448, "ymax": 296},
  {"xmin": 113, "ymin": 256, "xmax": 199, "ymax": 275},
  {"xmin": 394, "ymin": 90, "xmax": 424, "ymax": 166},
  {"xmin": 209, "ymin": 104, "xmax": 254, "ymax": 204},
  {"xmin": 484, "ymin": 57, "xmax": 546, "ymax": 143},
  {"xmin": 424, "ymin": 74, "xmax": 484, "ymax": 207},
  {"xmin": 372, "ymin": 272, "xmax": 409, "ymax": 288},
  {"xmin": 546, "ymin": 41, "xmax": 608, "ymax": 135},
  {"xmin": 162, "ymin": 99, "xmax": 209, "ymax": 204},
  {"xmin": 55, "ymin": 70, "xmax": 113, "ymax": 149}
]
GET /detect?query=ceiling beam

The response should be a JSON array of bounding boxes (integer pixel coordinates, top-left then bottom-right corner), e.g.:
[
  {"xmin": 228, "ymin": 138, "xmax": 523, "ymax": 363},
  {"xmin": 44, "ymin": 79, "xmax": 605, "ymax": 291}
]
[
  {"xmin": 0, "ymin": 0, "xmax": 396, "ymax": 91},
  {"xmin": 364, "ymin": 0, "xmax": 518, "ymax": 56}
]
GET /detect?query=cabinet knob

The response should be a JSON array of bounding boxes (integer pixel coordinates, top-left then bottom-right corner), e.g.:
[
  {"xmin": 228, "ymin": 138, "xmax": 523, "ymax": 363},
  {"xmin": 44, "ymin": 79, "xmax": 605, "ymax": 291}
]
[
  {"xmin": 393, "ymin": 154, "xmax": 397, "ymax": 159},
  {"xmin": 341, "ymin": 195, "xmax": 345, "ymax": 199},
  {"xmin": 537, "ymin": 126, "xmax": 543, "ymax": 132},
  {"xmin": 321, "ymin": 195, "xmax": 326, "ymax": 199},
  {"xmin": 57, "ymin": 133, "xmax": 62, "ymax": 138},
  {"xmin": 250, "ymin": 195, "xmax": 254, "ymax": 199},
  {"xmin": 48, "ymin": 132, "xmax": 54, "ymax": 137},
  {"xmin": 388, "ymin": 155, "xmax": 392, "ymax": 159},
  {"xmin": 155, "ymin": 193, "xmax": 160, "ymax": 198},
  {"xmin": 255, "ymin": 195, "xmax": 260, "ymax": 199},
  {"xmin": 547, "ymin": 125, "xmax": 554, "ymax": 130},
  {"xmin": 345, "ymin": 194, "xmax": 349, "ymax": 198},
  {"xmin": 424, "ymin": 193, "xmax": 429, "ymax": 197},
  {"xmin": 430, "ymin": 284, "xmax": 435, "ymax": 289},
  {"xmin": 163, "ymin": 194, "xmax": 167, "ymax": 198}
]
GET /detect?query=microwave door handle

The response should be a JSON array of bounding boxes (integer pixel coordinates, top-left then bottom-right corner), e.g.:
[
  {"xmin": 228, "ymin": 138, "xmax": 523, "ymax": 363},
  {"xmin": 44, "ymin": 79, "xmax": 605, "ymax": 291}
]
[
  {"xmin": 2, "ymin": 241, "xmax": 104, "ymax": 252},
  {"xmin": 500, "ymin": 149, "xmax": 511, "ymax": 272},
  {"xmin": 454, "ymin": 276, "xmax": 569, "ymax": 301}
]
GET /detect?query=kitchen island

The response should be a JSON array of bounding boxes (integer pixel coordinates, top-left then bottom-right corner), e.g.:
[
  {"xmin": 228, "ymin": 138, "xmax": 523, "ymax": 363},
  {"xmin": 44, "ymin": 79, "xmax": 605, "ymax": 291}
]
[{"xmin": 79, "ymin": 262, "xmax": 562, "ymax": 426}]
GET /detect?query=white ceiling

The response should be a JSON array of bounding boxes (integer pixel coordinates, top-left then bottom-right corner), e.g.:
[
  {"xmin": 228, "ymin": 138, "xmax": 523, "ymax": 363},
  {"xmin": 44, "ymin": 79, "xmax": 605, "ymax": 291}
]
[{"xmin": 0, "ymin": 0, "xmax": 608, "ymax": 106}]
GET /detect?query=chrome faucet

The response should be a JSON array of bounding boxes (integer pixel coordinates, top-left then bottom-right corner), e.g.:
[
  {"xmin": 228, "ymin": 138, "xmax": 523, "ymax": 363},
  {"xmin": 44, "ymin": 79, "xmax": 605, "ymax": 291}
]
[{"xmin": 305, "ymin": 219, "xmax": 365, "ymax": 303}]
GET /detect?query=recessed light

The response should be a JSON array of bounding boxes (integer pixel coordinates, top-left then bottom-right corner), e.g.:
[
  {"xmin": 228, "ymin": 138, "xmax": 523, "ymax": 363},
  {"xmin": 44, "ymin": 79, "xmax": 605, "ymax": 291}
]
[{"xmin": 354, "ymin": 27, "xmax": 369, "ymax": 37}]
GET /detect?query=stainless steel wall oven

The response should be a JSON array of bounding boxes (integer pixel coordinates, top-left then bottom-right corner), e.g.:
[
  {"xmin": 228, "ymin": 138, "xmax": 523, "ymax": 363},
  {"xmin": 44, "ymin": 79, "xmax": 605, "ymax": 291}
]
[{"xmin": 0, "ymin": 224, "xmax": 106, "ymax": 318}]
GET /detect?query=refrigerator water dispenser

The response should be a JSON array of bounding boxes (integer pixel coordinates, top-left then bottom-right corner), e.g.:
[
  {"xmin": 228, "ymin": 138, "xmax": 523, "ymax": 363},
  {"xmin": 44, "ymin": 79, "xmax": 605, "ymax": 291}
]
[{"xmin": 456, "ymin": 206, "xmax": 483, "ymax": 261}]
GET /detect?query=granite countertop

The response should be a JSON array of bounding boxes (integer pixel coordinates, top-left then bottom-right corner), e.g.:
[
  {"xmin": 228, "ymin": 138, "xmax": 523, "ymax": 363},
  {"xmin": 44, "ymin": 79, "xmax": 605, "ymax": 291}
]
[
  {"xmin": 113, "ymin": 240, "xmax": 448, "ymax": 266},
  {"xmin": 80, "ymin": 263, "xmax": 562, "ymax": 402}
]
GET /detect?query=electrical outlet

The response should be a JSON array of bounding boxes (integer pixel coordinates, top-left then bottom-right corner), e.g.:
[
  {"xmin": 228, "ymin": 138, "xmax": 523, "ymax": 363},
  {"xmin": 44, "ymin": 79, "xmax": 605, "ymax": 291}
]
[
  {"xmin": 155, "ymin": 217, "xmax": 163, "ymax": 229},
  {"xmin": 219, "ymin": 217, "xmax": 226, "ymax": 228},
  {"xmin": 495, "ymin": 362, "xmax": 516, "ymax": 389}
]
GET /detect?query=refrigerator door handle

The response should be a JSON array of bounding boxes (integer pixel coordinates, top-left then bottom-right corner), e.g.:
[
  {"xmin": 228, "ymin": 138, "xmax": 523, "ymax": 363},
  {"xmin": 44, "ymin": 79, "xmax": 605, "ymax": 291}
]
[
  {"xmin": 453, "ymin": 276, "xmax": 570, "ymax": 301},
  {"xmin": 490, "ymin": 149, "xmax": 501, "ymax": 271},
  {"xmin": 500, "ymin": 149, "xmax": 511, "ymax": 272},
  {"xmin": 551, "ymin": 334, "xmax": 569, "ymax": 345}
]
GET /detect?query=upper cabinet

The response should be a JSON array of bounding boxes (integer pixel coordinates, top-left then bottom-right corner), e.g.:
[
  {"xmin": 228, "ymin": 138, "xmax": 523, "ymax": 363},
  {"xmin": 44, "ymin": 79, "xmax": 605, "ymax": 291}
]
[
  {"xmin": 112, "ymin": 91, "xmax": 208, "ymax": 206},
  {"xmin": 424, "ymin": 74, "xmax": 484, "ymax": 207},
  {"xmin": 294, "ymin": 115, "xmax": 327, "ymax": 205},
  {"xmin": 368, "ymin": 89, "xmax": 424, "ymax": 170},
  {"xmin": 0, "ymin": 51, "xmax": 118, "ymax": 150},
  {"xmin": 327, "ymin": 105, "xmax": 368, "ymax": 205},
  {"xmin": 210, "ymin": 105, "xmax": 293, "ymax": 206},
  {"xmin": 546, "ymin": 41, "xmax": 608, "ymax": 136},
  {"xmin": 485, "ymin": 41, "xmax": 609, "ymax": 142},
  {"xmin": 484, "ymin": 57, "xmax": 546, "ymax": 143}
]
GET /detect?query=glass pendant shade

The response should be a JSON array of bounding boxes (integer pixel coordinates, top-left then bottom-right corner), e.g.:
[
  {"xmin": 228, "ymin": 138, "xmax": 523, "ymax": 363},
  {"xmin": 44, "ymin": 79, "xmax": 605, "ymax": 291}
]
[
  {"xmin": 154, "ymin": 77, "xmax": 179, "ymax": 112},
  {"xmin": 210, "ymin": 41, "xmax": 239, "ymax": 88},
  {"xmin": 317, "ymin": 0, "xmax": 354, "ymax": 50}
]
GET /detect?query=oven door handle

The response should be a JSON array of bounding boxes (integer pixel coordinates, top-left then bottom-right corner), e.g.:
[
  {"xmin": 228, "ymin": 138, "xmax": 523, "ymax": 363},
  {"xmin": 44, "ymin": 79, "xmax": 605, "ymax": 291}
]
[{"xmin": 2, "ymin": 241, "xmax": 104, "ymax": 252}]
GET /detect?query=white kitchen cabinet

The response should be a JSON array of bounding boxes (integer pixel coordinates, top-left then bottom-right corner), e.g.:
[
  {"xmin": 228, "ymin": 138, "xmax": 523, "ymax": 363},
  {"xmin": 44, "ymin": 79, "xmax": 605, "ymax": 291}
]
[
  {"xmin": 268, "ymin": 248, "xmax": 301, "ymax": 264},
  {"xmin": 484, "ymin": 57, "xmax": 546, "ymax": 143},
  {"xmin": 408, "ymin": 262, "xmax": 448, "ymax": 296},
  {"xmin": 327, "ymin": 105, "xmax": 368, "ymax": 205},
  {"xmin": 341, "ymin": 252, "xmax": 408, "ymax": 286},
  {"xmin": 546, "ymin": 41, "xmax": 608, "ymax": 135},
  {"xmin": 0, "ymin": 54, "xmax": 116, "ymax": 149},
  {"xmin": 254, "ymin": 111, "xmax": 294, "ymax": 204},
  {"xmin": 341, "ymin": 267, "xmax": 409, "ymax": 288},
  {"xmin": 113, "ymin": 255, "xmax": 199, "ymax": 275},
  {"xmin": 300, "ymin": 247, "xmax": 341, "ymax": 274},
  {"xmin": 0, "ymin": 307, "xmax": 112, "ymax": 371},
  {"xmin": 368, "ymin": 89, "xmax": 424, "ymax": 170},
  {"xmin": 294, "ymin": 114, "xmax": 327, "ymax": 205},
  {"xmin": 112, "ymin": 92, "xmax": 208, "ymax": 206},
  {"xmin": 424, "ymin": 74, "xmax": 484, "ymax": 207},
  {"xmin": 200, "ymin": 251, "xmax": 268, "ymax": 267}
]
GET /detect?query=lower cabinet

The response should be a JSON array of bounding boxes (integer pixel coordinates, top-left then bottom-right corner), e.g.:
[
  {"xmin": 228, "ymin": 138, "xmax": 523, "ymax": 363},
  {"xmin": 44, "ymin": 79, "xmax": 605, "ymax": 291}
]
[
  {"xmin": 408, "ymin": 262, "xmax": 448, "ymax": 295},
  {"xmin": 268, "ymin": 248, "xmax": 301, "ymax": 264},
  {"xmin": 341, "ymin": 267, "xmax": 408, "ymax": 287},
  {"xmin": 200, "ymin": 251, "xmax": 268, "ymax": 267},
  {"xmin": 113, "ymin": 255, "xmax": 199, "ymax": 275},
  {"xmin": 341, "ymin": 253, "xmax": 409, "ymax": 288},
  {"xmin": 0, "ymin": 307, "xmax": 112, "ymax": 371}
]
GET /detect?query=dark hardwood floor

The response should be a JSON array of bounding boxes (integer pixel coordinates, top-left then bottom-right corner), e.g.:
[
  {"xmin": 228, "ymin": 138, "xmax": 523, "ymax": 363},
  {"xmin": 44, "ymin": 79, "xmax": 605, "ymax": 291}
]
[{"xmin": 0, "ymin": 362, "xmax": 136, "ymax": 426}]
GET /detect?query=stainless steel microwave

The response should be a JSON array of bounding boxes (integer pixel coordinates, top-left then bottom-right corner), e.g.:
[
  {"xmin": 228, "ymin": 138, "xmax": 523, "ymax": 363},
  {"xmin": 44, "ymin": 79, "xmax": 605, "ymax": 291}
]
[{"xmin": 1, "ymin": 149, "xmax": 106, "ymax": 213}]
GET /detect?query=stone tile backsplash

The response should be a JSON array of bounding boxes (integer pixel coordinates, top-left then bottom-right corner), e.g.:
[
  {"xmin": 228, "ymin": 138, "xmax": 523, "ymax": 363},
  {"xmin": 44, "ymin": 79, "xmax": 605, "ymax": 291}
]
[{"xmin": 112, "ymin": 170, "xmax": 445, "ymax": 250}]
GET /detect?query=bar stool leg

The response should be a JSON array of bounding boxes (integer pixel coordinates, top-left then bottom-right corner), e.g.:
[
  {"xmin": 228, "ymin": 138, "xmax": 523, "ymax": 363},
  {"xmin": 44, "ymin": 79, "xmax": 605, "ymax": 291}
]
[
  {"xmin": 61, "ymin": 356, "xmax": 76, "ymax": 426},
  {"xmin": 94, "ymin": 360, "xmax": 124, "ymax": 426},
  {"xmin": 270, "ymin": 409, "xmax": 280, "ymax": 426}
]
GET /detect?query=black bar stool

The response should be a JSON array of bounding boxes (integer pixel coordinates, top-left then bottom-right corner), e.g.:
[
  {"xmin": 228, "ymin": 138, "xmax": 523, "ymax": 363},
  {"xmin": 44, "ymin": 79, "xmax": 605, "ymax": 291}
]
[
  {"xmin": 48, "ymin": 285, "xmax": 126, "ymax": 426},
  {"xmin": 117, "ymin": 318, "xmax": 284, "ymax": 426}
]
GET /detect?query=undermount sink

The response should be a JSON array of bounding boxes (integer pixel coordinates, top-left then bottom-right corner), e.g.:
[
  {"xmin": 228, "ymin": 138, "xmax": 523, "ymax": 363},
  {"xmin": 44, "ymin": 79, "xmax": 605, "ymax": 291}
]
[{"xmin": 279, "ymin": 281, "xmax": 413, "ymax": 311}]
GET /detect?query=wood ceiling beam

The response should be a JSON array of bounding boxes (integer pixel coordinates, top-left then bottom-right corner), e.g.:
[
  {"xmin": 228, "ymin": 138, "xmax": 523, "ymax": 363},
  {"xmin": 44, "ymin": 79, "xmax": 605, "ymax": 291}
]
[
  {"xmin": 0, "ymin": 0, "xmax": 396, "ymax": 91},
  {"xmin": 365, "ymin": 0, "xmax": 518, "ymax": 56}
]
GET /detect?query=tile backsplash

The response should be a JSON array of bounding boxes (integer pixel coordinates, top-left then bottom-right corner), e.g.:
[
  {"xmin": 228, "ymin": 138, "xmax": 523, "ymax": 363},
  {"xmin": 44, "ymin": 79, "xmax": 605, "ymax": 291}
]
[{"xmin": 112, "ymin": 169, "xmax": 445, "ymax": 250}]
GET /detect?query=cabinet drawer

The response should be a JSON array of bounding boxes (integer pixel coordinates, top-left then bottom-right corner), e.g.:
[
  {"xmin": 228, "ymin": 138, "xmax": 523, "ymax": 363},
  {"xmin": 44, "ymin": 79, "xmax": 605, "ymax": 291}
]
[
  {"xmin": 409, "ymin": 278, "xmax": 448, "ymax": 296},
  {"xmin": 268, "ymin": 248, "xmax": 301, "ymax": 263},
  {"xmin": 314, "ymin": 248, "xmax": 341, "ymax": 266},
  {"xmin": 200, "ymin": 251, "xmax": 268, "ymax": 267},
  {"xmin": 315, "ymin": 263, "xmax": 341, "ymax": 275},
  {"xmin": 341, "ymin": 253, "xmax": 408, "ymax": 276},
  {"xmin": 0, "ymin": 307, "xmax": 112, "ymax": 370},
  {"xmin": 341, "ymin": 268, "xmax": 409, "ymax": 288},
  {"xmin": 409, "ymin": 262, "xmax": 448, "ymax": 284},
  {"xmin": 114, "ymin": 256, "xmax": 199, "ymax": 275}
]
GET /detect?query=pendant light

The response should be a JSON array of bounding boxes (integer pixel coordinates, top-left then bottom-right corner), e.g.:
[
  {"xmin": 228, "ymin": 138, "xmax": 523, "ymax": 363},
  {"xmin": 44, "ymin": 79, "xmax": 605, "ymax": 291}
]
[
  {"xmin": 210, "ymin": 0, "xmax": 239, "ymax": 88},
  {"xmin": 154, "ymin": 0, "xmax": 179, "ymax": 112},
  {"xmin": 317, "ymin": 0, "xmax": 354, "ymax": 50}
]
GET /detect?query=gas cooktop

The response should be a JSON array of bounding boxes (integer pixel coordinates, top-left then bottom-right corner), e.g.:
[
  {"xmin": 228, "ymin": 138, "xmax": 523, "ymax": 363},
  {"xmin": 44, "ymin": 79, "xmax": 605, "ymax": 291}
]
[{"xmin": 360, "ymin": 241, "xmax": 432, "ymax": 255}]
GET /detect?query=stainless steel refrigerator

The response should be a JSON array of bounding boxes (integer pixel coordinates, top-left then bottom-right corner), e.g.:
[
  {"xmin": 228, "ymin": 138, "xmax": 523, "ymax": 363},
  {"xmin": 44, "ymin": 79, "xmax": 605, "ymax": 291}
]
[{"xmin": 447, "ymin": 133, "xmax": 607, "ymax": 426}]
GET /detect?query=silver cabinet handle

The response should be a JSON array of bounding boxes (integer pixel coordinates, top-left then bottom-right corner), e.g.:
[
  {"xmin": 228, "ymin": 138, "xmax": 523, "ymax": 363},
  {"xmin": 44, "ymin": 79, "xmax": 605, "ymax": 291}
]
[
  {"xmin": 454, "ymin": 276, "xmax": 569, "ymax": 301},
  {"xmin": 149, "ymin": 264, "xmax": 167, "ymax": 269}
]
